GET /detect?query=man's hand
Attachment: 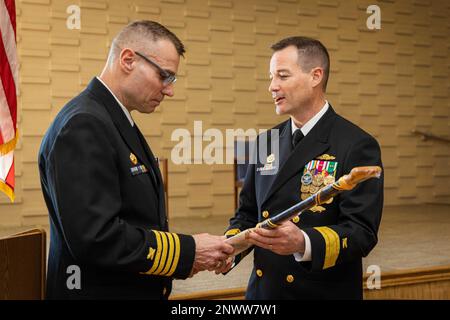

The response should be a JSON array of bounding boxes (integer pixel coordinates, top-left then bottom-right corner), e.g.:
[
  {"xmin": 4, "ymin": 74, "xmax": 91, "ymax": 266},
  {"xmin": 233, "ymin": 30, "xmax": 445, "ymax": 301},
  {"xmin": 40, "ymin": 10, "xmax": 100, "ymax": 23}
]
[
  {"xmin": 246, "ymin": 220, "xmax": 305, "ymax": 255},
  {"xmin": 191, "ymin": 234, "xmax": 235, "ymax": 274},
  {"xmin": 214, "ymin": 256, "xmax": 233, "ymax": 274}
]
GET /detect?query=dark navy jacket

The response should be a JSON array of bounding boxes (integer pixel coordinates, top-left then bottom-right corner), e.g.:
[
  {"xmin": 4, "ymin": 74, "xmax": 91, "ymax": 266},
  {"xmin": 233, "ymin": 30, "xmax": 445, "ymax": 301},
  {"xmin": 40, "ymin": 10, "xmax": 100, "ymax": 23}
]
[
  {"xmin": 39, "ymin": 78, "xmax": 195, "ymax": 299},
  {"xmin": 226, "ymin": 106, "xmax": 383, "ymax": 300}
]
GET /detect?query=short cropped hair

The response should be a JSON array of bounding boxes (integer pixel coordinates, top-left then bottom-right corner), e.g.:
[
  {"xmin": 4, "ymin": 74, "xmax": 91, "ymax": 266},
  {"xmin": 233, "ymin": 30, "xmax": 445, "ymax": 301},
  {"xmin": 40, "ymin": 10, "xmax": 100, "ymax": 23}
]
[
  {"xmin": 110, "ymin": 20, "xmax": 185, "ymax": 59},
  {"xmin": 271, "ymin": 36, "xmax": 330, "ymax": 91}
]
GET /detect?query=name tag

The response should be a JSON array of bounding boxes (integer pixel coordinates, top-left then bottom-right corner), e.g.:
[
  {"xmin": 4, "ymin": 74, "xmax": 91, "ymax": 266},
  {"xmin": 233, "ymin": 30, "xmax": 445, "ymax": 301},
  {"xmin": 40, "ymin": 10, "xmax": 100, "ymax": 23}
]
[
  {"xmin": 257, "ymin": 153, "xmax": 278, "ymax": 175},
  {"xmin": 256, "ymin": 163, "xmax": 278, "ymax": 175},
  {"xmin": 130, "ymin": 165, "xmax": 148, "ymax": 176}
]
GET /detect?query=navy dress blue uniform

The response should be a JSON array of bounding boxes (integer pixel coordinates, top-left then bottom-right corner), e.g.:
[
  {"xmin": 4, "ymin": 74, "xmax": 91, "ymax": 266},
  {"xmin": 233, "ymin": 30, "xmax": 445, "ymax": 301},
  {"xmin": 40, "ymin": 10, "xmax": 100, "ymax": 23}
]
[
  {"xmin": 39, "ymin": 78, "xmax": 195, "ymax": 299},
  {"xmin": 226, "ymin": 105, "xmax": 383, "ymax": 299}
]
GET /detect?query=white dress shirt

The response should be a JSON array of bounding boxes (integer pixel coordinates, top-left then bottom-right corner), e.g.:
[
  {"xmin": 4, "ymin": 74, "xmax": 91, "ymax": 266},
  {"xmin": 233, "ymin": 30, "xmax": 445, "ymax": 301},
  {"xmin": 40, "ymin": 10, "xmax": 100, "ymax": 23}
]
[{"xmin": 291, "ymin": 101, "xmax": 329, "ymax": 262}]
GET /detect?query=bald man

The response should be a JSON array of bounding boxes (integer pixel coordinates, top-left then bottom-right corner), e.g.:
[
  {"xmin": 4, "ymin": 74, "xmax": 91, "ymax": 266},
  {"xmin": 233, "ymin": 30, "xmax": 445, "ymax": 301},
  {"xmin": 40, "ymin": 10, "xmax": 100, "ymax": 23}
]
[{"xmin": 38, "ymin": 20, "xmax": 233, "ymax": 299}]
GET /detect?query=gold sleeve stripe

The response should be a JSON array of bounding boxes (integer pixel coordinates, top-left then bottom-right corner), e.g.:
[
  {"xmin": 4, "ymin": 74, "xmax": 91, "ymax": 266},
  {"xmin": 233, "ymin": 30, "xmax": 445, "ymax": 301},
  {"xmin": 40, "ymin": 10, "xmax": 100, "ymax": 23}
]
[
  {"xmin": 144, "ymin": 230, "xmax": 163, "ymax": 275},
  {"xmin": 314, "ymin": 226, "xmax": 340, "ymax": 269},
  {"xmin": 154, "ymin": 231, "xmax": 169, "ymax": 275},
  {"xmin": 225, "ymin": 228, "xmax": 240, "ymax": 237},
  {"xmin": 166, "ymin": 233, "xmax": 181, "ymax": 277},
  {"xmin": 159, "ymin": 232, "xmax": 175, "ymax": 276}
]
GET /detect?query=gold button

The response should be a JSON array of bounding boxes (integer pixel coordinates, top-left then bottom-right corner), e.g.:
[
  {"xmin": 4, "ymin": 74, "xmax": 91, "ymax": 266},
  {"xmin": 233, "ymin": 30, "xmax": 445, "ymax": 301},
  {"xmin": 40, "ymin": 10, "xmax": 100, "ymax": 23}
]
[
  {"xmin": 292, "ymin": 216, "xmax": 300, "ymax": 223},
  {"xmin": 286, "ymin": 275, "xmax": 294, "ymax": 283},
  {"xmin": 262, "ymin": 210, "xmax": 269, "ymax": 218},
  {"xmin": 163, "ymin": 287, "xmax": 167, "ymax": 295},
  {"xmin": 256, "ymin": 269, "xmax": 263, "ymax": 277}
]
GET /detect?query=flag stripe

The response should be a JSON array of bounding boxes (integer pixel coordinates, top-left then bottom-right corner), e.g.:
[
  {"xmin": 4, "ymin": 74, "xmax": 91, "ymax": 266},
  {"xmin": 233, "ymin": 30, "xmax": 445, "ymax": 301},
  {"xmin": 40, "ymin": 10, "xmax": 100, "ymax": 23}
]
[
  {"xmin": 3, "ymin": 0, "xmax": 16, "ymax": 36},
  {"xmin": 0, "ymin": 0, "xmax": 18, "ymax": 87},
  {"xmin": 0, "ymin": 151, "xmax": 14, "ymax": 202},
  {"xmin": 0, "ymin": 0, "xmax": 17, "ymax": 202},
  {"xmin": 0, "ymin": 28, "xmax": 17, "ymax": 132},
  {"xmin": 0, "ymin": 80, "xmax": 14, "ymax": 145},
  {"xmin": 5, "ymin": 156, "xmax": 14, "ymax": 186},
  {"xmin": 0, "ymin": 150, "xmax": 13, "ymax": 178}
]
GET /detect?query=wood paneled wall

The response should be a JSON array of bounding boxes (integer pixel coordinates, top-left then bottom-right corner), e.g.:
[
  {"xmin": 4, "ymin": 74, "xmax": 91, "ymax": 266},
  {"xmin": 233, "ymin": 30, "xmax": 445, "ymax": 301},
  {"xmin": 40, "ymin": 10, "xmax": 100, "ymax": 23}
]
[{"xmin": 1, "ymin": 0, "xmax": 449, "ymax": 226}]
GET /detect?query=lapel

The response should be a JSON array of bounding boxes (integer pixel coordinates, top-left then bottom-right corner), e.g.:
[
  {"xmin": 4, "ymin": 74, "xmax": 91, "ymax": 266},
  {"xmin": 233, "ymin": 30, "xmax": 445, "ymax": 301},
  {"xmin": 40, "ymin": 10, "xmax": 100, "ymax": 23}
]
[
  {"xmin": 260, "ymin": 106, "xmax": 337, "ymax": 207},
  {"xmin": 257, "ymin": 119, "xmax": 292, "ymax": 205},
  {"xmin": 135, "ymin": 125, "xmax": 167, "ymax": 229},
  {"xmin": 135, "ymin": 126, "xmax": 163, "ymax": 187},
  {"xmin": 86, "ymin": 78, "xmax": 158, "ymax": 191}
]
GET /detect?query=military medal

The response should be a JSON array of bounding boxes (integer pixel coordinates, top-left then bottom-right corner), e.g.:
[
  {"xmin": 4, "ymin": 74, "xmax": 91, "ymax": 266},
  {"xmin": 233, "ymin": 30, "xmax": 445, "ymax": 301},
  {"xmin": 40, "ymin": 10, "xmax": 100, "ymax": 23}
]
[
  {"xmin": 301, "ymin": 157, "xmax": 339, "ymax": 211},
  {"xmin": 301, "ymin": 171, "xmax": 312, "ymax": 185},
  {"xmin": 312, "ymin": 173, "xmax": 324, "ymax": 187},
  {"xmin": 324, "ymin": 175, "xmax": 335, "ymax": 185},
  {"xmin": 300, "ymin": 170, "xmax": 312, "ymax": 196},
  {"xmin": 309, "ymin": 185, "xmax": 320, "ymax": 194},
  {"xmin": 301, "ymin": 184, "xmax": 310, "ymax": 193},
  {"xmin": 301, "ymin": 193, "xmax": 310, "ymax": 200}
]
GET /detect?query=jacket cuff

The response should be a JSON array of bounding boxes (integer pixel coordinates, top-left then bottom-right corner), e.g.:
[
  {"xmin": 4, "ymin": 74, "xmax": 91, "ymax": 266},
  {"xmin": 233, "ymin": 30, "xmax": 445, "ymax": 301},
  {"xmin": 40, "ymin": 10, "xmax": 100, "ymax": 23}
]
[
  {"xmin": 173, "ymin": 233, "xmax": 196, "ymax": 279},
  {"xmin": 140, "ymin": 231, "xmax": 195, "ymax": 279},
  {"xmin": 303, "ymin": 226, "xmax": 341, "ymax": 272}
]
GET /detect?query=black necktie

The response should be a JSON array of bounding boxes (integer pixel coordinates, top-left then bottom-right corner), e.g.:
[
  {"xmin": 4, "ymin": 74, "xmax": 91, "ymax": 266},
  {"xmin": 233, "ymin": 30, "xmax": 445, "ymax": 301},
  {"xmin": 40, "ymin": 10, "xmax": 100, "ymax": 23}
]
[{"xmin": 292, "ymin": 129, "xmax": 304, "ymax": 148}]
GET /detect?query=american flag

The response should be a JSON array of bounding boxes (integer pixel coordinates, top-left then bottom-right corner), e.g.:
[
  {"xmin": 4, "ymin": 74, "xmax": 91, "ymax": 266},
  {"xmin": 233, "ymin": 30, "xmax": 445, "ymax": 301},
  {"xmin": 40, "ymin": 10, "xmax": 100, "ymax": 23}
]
[{"xmin": 0, "ymin": 0, "xmax": 18, "ymax": 202}]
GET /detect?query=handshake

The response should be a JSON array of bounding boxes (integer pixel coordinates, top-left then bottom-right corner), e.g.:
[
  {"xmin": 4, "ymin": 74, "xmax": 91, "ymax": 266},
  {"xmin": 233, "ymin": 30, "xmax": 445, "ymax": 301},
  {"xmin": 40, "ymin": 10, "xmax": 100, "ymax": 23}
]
[
  {"xmin": 189, "ymin": 233, "xmax": 236, "ymax": 277},
  {"xmin": 189, "ymin": 220, "xmax": 306, "ymax": 277}
]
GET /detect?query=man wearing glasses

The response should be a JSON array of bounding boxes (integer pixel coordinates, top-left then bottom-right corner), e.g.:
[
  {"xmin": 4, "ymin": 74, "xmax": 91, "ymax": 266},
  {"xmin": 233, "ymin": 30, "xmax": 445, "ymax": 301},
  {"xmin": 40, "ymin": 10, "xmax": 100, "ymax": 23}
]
[{"xmin": 38, "ymin": 20, "xmax": 234, "ymax": 299}]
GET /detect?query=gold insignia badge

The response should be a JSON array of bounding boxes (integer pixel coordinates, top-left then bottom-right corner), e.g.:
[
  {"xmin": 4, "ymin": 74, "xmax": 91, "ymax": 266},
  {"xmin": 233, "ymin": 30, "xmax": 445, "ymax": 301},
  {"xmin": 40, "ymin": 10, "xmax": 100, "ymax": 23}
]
[
  {"xmin": 317, "ymin": 154, "xmax": 336, "ymax": 161},
  {"xmin": 147, "ymin": 247, "xmax": 156, "ymax": 260},
  {"xmin": 310, "ymin": 205, "xmax": 326, "ymax": 213},
  {"xmin": 342, "ymin": 238, "xmax": 348, "ymax": 249},
  {"xmin": 130, "ymin": 153, "xmax": 138, "ymax": 165},
  {"xmin": 267, "ymin": 153, "xmax": 275, "ymax": 164}
]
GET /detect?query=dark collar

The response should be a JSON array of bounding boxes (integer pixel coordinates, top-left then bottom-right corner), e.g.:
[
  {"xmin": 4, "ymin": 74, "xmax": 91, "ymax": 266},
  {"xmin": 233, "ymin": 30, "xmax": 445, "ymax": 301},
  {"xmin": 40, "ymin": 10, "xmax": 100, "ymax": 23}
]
[
  {"xmin": 86, "ymin": 77, "xmax": 133, "ymax": 130},
  {"xmin": 86, "ymin": 77, "xmax": 160, "ymax": 188}
]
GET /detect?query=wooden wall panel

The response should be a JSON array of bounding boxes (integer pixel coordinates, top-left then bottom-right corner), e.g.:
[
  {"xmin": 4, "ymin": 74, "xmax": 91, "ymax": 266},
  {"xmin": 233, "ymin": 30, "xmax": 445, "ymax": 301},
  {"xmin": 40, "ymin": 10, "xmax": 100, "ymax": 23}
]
[{"xmin": 1, "ymin": 0, "xmax": 449, "ymax": 225}]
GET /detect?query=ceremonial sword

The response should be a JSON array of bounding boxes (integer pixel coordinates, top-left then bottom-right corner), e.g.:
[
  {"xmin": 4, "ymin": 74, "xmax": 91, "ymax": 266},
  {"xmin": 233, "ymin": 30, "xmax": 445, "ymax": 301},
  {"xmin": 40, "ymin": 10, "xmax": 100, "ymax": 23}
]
[{"xmin": 225, "ymin": 166, "xmax": 382, "ymax": 256}]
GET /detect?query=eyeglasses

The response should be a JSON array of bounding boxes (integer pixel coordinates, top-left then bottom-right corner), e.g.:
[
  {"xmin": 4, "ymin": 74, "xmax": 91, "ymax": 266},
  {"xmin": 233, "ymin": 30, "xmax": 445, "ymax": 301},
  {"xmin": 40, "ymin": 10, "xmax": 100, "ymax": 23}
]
[{"xmin": 134, "ymin": 51, "xmax": 177, "ymax": 86}]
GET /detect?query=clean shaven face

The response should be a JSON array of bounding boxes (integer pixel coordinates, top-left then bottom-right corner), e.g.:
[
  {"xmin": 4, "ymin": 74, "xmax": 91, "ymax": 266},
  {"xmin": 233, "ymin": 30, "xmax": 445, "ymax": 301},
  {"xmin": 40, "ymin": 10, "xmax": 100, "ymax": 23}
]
[{"xmin": 268, "ymin": 45, "xmax": 315, "ymax": 117}]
